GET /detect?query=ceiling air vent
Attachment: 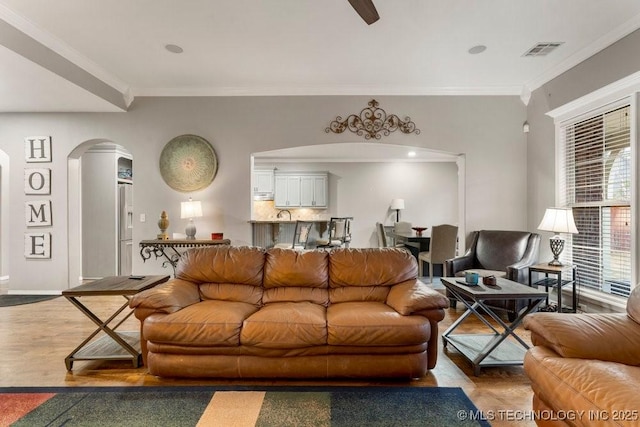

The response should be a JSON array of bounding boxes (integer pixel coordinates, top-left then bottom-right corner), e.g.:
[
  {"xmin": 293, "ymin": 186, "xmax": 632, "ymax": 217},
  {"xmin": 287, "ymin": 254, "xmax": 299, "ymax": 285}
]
[{"xmin": 523, "ymin": 42, "xmax": 564, "ymax": 57}]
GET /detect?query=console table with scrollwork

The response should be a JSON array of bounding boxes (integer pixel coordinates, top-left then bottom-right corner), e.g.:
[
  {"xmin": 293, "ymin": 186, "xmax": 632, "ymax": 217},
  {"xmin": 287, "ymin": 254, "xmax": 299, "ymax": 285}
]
[{"xmin": 139, "ymin": 239, "xmax": 230, "ymax": 275}]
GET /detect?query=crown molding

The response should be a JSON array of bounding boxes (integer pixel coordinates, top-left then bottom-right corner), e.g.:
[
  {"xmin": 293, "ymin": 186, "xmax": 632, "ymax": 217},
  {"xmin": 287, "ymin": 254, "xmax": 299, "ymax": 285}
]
[
  {"xmin": 547, "ymin": 70, "xmax": 640, "ymax": 121},
  {"xmin": 132, "ymin": 85, "xmax": 522, "ymax": 98}
]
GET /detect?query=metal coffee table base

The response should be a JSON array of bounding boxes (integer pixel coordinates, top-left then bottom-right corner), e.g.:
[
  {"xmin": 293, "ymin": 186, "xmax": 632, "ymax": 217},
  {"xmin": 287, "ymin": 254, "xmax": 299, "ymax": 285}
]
[{"xmin": 442, "ymin": 287, "xmax": 545, "ymax": 376}]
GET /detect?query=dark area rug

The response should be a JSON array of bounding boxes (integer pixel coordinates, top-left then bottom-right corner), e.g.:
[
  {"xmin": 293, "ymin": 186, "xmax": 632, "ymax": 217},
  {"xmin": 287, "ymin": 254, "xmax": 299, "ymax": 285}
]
[
  {"xmin": 0, "ymin": 385, "xmax": 490, "ymax": 427},
  {"xmin": 0, "ymin": 294, "xmax": 59, "ymax": 307}
]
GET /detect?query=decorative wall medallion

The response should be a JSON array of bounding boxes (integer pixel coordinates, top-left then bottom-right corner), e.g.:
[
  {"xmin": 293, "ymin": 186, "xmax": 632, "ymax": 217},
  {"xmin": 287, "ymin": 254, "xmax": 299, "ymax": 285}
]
[
  {"xmin": 325, "ymin": 99, "xmax": 420, "ymax": 140},
  {"xmin": 159, "ymin": 134, "xmax": 218, "ymax": 192}
]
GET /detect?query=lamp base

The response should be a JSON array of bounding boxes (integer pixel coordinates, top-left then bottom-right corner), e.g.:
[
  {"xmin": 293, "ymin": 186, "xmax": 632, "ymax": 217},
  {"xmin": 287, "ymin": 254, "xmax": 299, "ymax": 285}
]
[
  {"xmin": 185, "ymin": 219, "xmax": 196, "ymax": 240},
  {"xmin": 548, "ymin": 235, "xmax": 565, "ymax": 266}
]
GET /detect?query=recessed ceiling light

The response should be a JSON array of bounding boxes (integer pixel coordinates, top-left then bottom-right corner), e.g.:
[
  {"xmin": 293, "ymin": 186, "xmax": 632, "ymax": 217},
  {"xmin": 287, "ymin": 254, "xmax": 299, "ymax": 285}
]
[
  {"xmin": 468, "ymin": 45, "xmax": 487, "ymax": 55},
  {"xmin": 165, "ymin": 44, "xmax": 184, "ymax": 54},
  {"xmin": 408, "ymin": 151, "xmax": 416, "ymax": 157}
]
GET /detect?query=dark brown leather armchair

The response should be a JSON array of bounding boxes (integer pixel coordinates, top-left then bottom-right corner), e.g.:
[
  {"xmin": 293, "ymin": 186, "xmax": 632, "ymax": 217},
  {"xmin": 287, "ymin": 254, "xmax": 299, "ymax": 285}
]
[{"xmin": 444, "ymin": 230, "xmax": 540, "ymax": 319}]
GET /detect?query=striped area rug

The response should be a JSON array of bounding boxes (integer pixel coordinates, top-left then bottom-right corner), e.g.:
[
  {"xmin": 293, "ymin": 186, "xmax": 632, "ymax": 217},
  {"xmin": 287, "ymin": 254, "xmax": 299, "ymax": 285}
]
[{"xmin": 0, "ymin": 386, "xmax": 489, "ymax": 427}]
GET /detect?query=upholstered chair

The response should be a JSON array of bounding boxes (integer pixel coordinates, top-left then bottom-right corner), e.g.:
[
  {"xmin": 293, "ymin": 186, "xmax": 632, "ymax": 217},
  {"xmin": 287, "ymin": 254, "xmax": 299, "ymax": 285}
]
[{"xmin": 445, "ymin": 230, "xmax": 540, "ymax": 320}]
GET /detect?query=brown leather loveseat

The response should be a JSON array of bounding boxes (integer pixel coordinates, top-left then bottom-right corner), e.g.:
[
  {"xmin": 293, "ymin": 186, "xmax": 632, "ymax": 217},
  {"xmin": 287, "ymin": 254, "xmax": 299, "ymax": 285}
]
[
  {"xmin": 129, "ymin": 245, "xmax": 449, "ymax": 379},
  {"xmin": 523, "ymin": 285, "xmax": 640, "ymax": 426}
]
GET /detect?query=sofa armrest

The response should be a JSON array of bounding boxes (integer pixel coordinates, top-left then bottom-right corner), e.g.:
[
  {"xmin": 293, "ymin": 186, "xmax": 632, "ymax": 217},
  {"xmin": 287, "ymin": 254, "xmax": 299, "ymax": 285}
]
[
  {"xmin": 129, "ymin": 279, "xmax": 200, "ymax": 316},
  {"xmin": 524, "ymin": 312, "xmax": 640, "ymax": 366},
  {"xmin": 386, "ymin": 279, "xmax": 449, "ymax": 315}
]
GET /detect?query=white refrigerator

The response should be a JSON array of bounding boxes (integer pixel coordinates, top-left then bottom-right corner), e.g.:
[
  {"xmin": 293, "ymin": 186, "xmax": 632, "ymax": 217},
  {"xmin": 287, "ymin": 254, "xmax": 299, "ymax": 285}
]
[{"xmin": 118, "ymin": 183, "xmax": 133, "ymax": 275}]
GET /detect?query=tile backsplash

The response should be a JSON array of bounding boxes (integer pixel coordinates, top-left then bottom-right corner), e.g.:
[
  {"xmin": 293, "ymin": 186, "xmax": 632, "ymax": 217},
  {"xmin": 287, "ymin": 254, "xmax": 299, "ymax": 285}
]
[{"xmin": 253, "ymin": 201, "xmax": 329, "ymax": 221}]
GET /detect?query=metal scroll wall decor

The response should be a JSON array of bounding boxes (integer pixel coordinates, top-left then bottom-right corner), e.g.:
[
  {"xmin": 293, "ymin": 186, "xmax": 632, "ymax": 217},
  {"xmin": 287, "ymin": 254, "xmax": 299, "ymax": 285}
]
[{"xmin": 325, "ymin": 99, "xmax": 420, "ymax": 140}]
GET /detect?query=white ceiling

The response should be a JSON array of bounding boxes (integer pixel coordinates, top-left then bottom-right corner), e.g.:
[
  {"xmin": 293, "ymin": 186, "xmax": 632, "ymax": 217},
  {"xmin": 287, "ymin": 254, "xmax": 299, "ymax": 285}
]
[{"xmin": 1, "ymin": 0, "xmax": 640, "ymax": 112}]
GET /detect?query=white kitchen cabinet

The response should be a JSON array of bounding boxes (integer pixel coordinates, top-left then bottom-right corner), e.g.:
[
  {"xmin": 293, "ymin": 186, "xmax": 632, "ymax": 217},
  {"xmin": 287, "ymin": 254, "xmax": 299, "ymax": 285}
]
[
  {"xmin": 253, "ymin": 169, "xmax": 274, "ymax": 194},
  {"xmin": 300, "ymin": 174, "xmax": 327, "ymax": 208},
  {"xmin": 275, "ymin": 175, "xmax": 301, "ymax": 207},
  {"xmin": 275, "ymin": 172, "xmax": 327, "ymax": 208}
]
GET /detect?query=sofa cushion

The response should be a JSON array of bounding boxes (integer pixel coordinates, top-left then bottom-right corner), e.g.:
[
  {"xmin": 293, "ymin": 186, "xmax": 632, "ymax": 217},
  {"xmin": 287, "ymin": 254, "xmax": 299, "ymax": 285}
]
[
  {"xmin": 200, "ymin": 283, "xmax": 263, "ymax": 306},
  {"xmin": 327, "ymin": 302, "xmax": 430, "ymax": 346},
  {"xmin": 176, "ymin": 246, "xmax": 265, "ymax": 286},
  {"xmin": 144, "ymin": 300, "xmax": 259, "ymax": 347},
  {"xmin": 328, "ymin": 248, "xmax": 417, "ymax": 302},
  {"xmin": 264, "ymin": 248, "xmax": 328, "ymax": 288},
  {"xmin": 263, "ymin": 249, "xmax": 329, "ymax": 305},
  {"xmin": 329, "ymin": 286, "xmax": 390, "ymax": 303},
  {"xmin": 241, "ymin": 302, "xmax": 327, "ymax": 348}
]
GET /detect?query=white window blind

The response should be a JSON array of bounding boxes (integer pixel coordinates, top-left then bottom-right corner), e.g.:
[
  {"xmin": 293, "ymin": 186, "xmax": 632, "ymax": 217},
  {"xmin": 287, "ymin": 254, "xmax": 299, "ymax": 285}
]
[{"xmin": 559, "ymin": 104, "xmax": 632, "ymax": 297}]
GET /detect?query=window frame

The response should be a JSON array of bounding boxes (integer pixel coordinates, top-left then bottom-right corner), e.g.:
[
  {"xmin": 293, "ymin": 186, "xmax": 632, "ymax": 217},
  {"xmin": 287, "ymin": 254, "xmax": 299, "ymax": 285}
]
[{"xmin": 547, "ymin": 72, "xmax": 640, "ymax": 306}]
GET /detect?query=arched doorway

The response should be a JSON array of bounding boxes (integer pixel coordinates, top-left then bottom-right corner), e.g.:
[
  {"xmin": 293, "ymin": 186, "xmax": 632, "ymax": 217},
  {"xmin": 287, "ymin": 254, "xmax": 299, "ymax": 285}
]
[
  {"xmin": 67, "ymin": 140, "xmax": 133, "ymax": 285},
  {"xmin": 250, "ymin": 142, "xmax": 466, "ymax": 250}
]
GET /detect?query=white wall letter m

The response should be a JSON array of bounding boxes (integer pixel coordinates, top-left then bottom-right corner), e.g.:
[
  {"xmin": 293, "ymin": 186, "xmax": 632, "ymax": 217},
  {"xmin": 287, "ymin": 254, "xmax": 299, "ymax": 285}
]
[{"xmin": 25, "ymin": 200, "xmax": 52, "ymax": 227}]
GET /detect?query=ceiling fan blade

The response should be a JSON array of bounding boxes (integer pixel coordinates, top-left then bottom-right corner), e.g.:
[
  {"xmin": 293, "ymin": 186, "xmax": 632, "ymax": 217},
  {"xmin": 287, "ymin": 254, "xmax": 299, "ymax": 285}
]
[{"xmin": 347, "ymin": 0, "xmax": 380, "ymax": 25}]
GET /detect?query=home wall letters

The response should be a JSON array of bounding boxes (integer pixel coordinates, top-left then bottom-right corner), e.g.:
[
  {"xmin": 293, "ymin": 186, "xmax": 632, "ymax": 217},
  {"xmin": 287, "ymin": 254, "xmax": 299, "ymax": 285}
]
[{"xmin": 24, "ymin": 136, "xmax": 52, "ymax": 258}]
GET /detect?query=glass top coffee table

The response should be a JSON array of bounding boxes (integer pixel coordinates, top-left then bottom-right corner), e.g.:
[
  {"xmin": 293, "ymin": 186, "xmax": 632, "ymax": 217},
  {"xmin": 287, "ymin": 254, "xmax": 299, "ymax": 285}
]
[{"xmin": 440, "ymin": 276, "xmax": 548, "ymax": 375}]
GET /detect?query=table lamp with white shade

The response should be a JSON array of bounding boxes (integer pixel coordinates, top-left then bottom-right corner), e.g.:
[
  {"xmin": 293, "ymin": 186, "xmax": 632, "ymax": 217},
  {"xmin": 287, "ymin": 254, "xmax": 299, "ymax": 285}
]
[
  {"xmin": 180, "ymin": 198, "xmax": 203, "ymax": 240},
  {"xmin": 390, "ymin": 198, "xmax": 405, "ymax": 222},
  {"xmin": 537, "ymin": 207, "xmax": 578, "ymax": 266}
]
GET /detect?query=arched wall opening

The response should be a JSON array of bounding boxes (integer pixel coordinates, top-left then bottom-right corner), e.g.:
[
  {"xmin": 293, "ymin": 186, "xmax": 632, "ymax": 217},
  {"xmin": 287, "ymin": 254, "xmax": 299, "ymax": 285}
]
[
  {"xmin": 67, "ymin": 139, "xmax": 133, "ymax": 285},
  {"xmin": 250, "ymin": 142, "xmax": 466, "ymax": 251}
]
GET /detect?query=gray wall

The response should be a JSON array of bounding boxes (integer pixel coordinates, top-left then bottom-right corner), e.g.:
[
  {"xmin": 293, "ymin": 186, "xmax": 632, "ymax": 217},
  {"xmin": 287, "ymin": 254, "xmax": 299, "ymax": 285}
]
[
  {"xmin": 526, "ymin": 29, "xmax": 640, "ymax": 261},
  {"xmin": 0, "ymin": 95, "xmax": 526, "ymax": 292}
]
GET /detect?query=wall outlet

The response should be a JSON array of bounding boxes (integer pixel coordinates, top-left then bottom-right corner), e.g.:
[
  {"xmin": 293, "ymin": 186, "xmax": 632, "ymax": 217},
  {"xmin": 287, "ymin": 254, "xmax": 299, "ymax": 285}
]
[
  {"xmin": 140, "ymin": 213, "xmax": 146, "ymax": 222},
  {"xmin": 577, "ymin": 303, "xmax": 588, "ymax": 313}
]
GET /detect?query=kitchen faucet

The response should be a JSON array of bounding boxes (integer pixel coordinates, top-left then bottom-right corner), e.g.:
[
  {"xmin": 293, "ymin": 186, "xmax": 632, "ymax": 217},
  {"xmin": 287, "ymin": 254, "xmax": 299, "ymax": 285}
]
[{"xmin": 277, "ymin": 209, "xmax": 292, "ymax": 221}]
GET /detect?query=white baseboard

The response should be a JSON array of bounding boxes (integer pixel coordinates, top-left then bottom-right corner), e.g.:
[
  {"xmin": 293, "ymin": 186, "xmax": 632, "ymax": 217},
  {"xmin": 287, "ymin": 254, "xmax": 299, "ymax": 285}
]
[{"xmin": 7, "ymin": 290, "xmax": 62, "ymax": 296}]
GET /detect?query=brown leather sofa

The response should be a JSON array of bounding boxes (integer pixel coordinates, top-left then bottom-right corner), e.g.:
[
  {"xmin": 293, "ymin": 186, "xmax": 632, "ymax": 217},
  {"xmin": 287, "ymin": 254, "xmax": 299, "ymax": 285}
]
[
  {"xmin": 523, "ymin": 286, "xmax": 640, "ymax": 426},
  {"xmin": 444, "ymin": 230, "xmax": 540, "ymax": 319},
  {"xmin": 129, "ymin": 245, "xmax": 449, "ymax": 379}
]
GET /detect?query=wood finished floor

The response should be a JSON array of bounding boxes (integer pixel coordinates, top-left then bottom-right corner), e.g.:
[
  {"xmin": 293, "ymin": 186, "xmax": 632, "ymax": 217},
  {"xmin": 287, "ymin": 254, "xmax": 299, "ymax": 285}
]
[{"xmin": 0, "ymin": 295, "xmax": 536, "ymax": 427}]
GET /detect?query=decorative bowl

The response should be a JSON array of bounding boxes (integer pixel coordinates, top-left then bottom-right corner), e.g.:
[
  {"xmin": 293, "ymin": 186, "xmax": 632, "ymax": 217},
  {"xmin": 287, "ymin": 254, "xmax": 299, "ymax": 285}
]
[{"xmin": 412, "ymin": 227, "xmax": 427, "ymax": 236}]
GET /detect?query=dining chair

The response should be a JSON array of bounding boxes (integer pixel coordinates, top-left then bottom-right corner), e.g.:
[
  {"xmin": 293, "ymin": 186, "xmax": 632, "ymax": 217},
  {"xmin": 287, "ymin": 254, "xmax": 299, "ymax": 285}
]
[
  {"xmin": 394, "ymin": 221, "xmax": 412, "ymax": 234},
  {"xmin": 418, "ymin": 224, "xmax": 458, "ymax": 283},
  {"xmin": 317, "ymin": 217, "xmax": 353, "ymax": 248},
  {"xmin": 274, "ymin": 220, "xmax": 313, "ymax": 250},
  {"xmin": 376, "ymin": 222, "xmax": 406, "ymax": 248},
  {"xmin": 376, "ymin": 222, "xmax": 388, "ymax": 247}
]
